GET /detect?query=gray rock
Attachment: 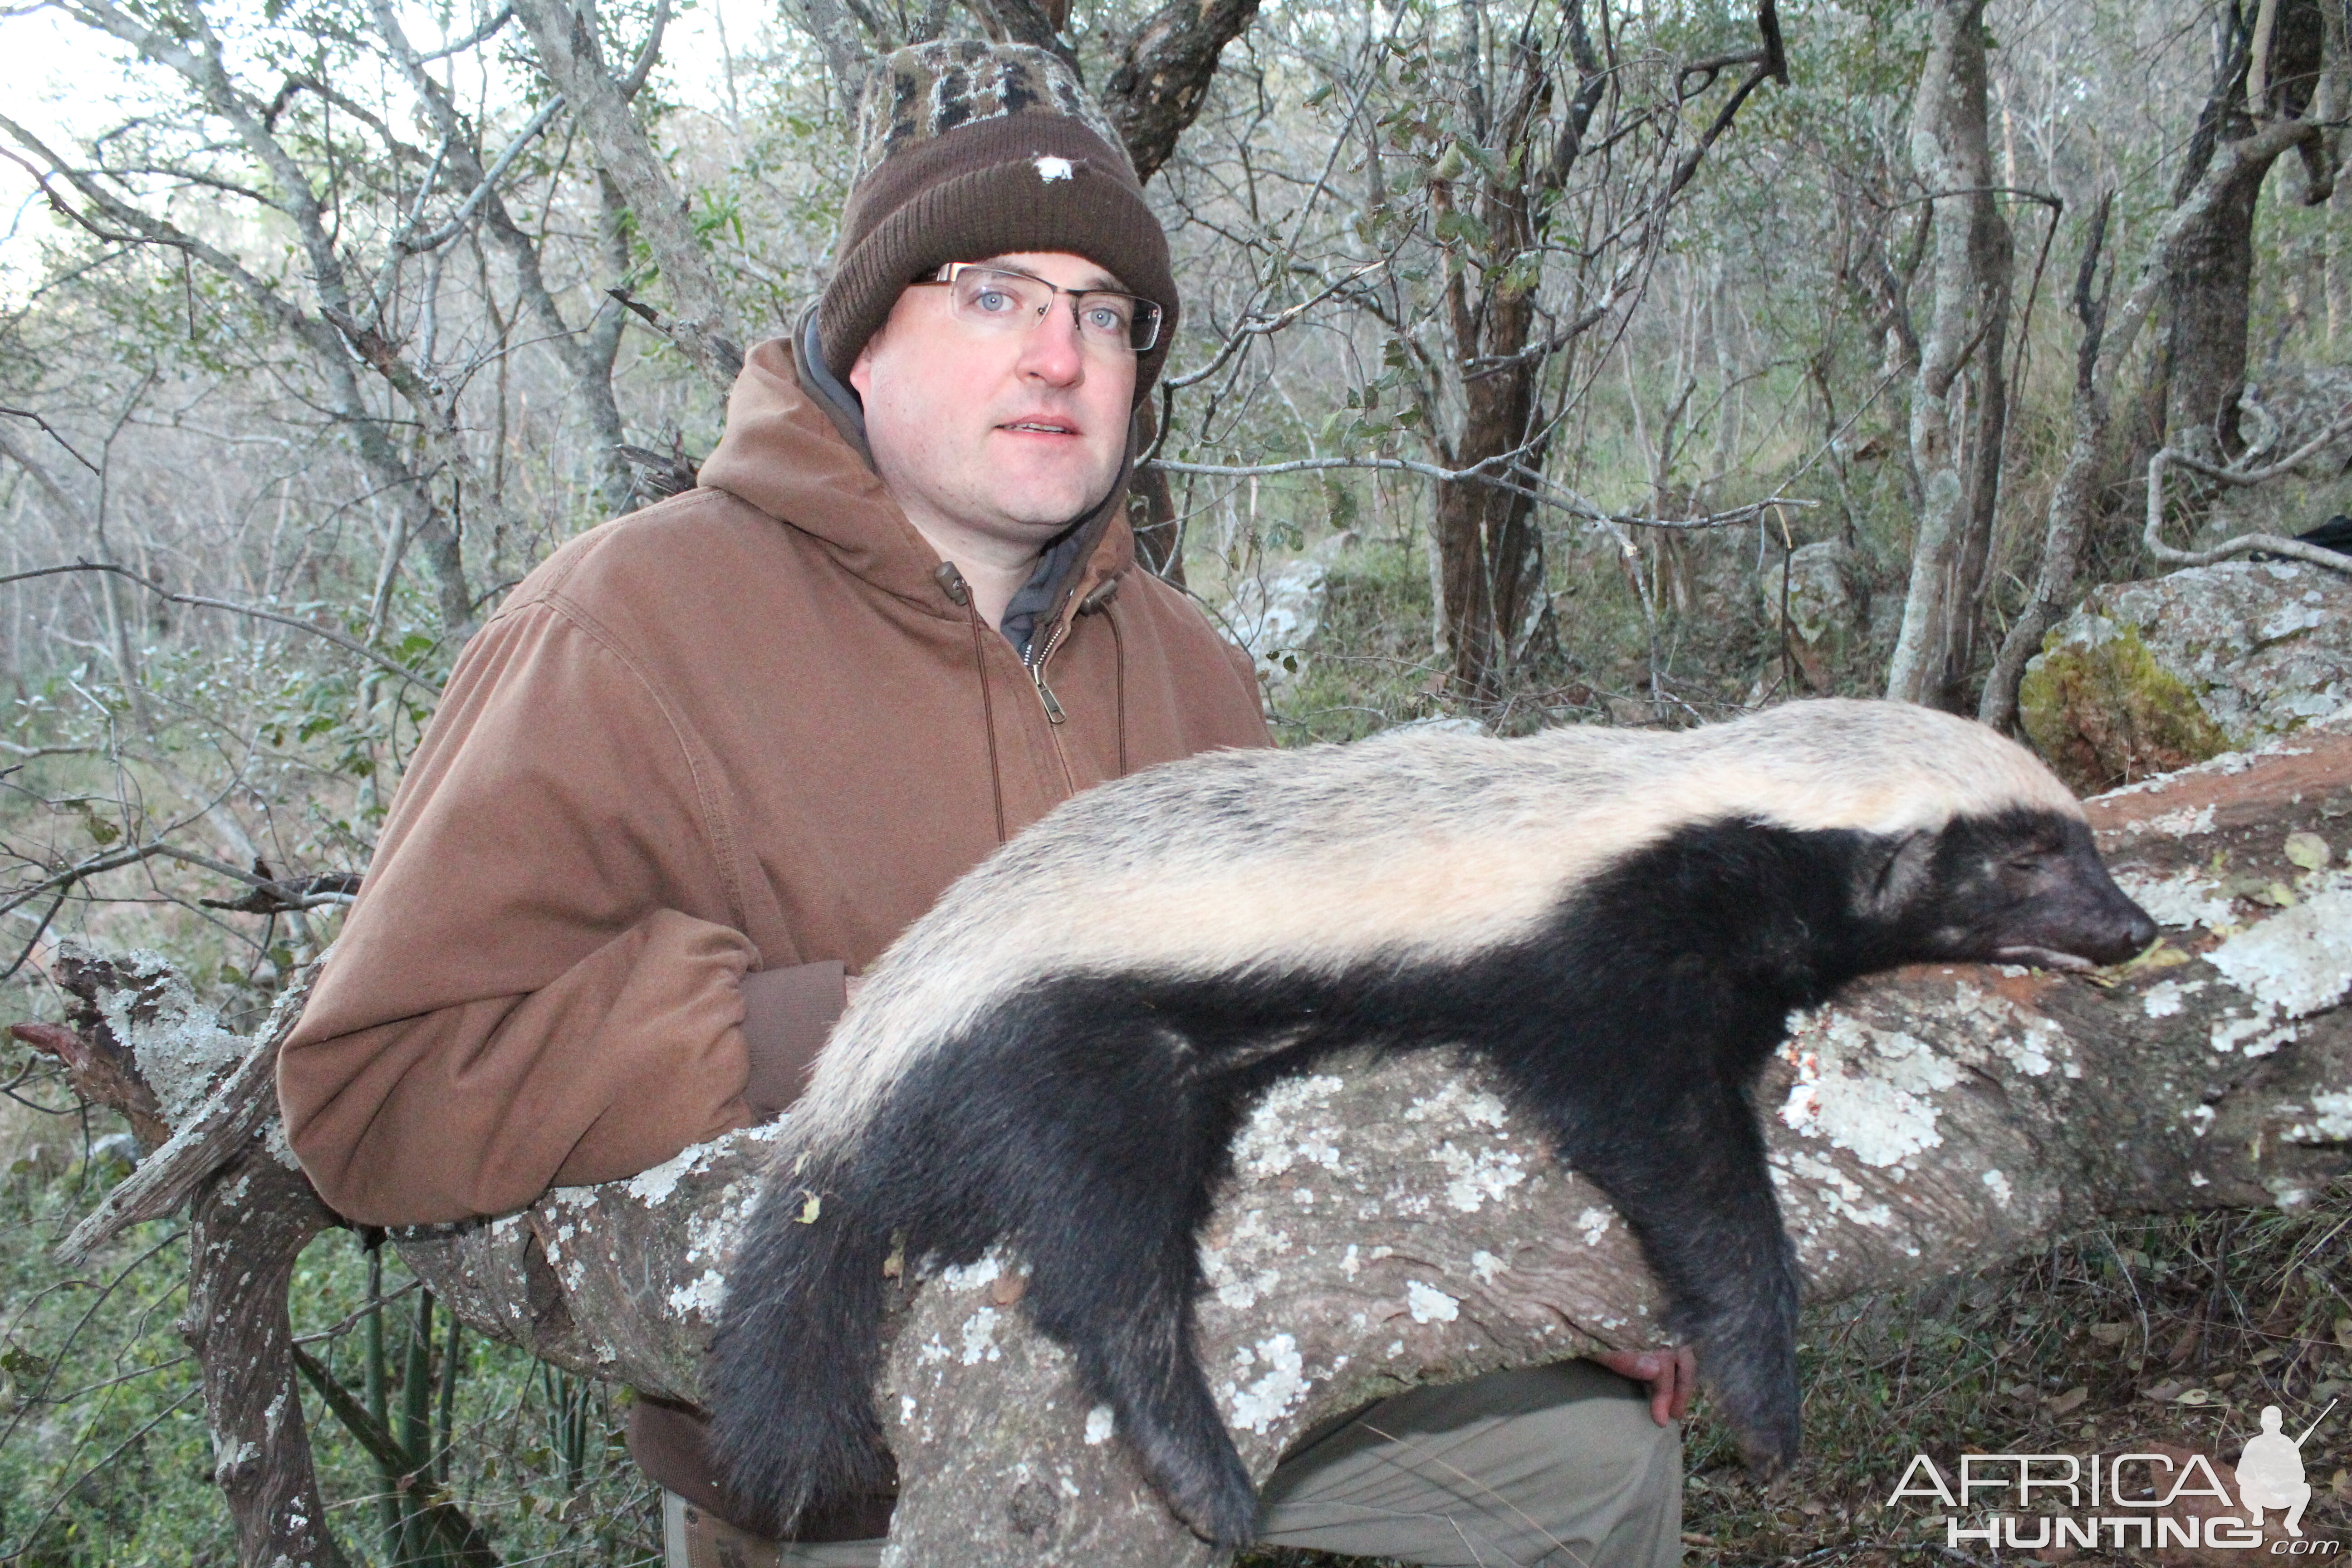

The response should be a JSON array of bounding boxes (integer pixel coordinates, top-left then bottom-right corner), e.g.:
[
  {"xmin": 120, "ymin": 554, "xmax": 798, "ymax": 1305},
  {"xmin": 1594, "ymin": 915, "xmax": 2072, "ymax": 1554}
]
[
  {"xmin": 1764, "ymin": 540, "xmax": 1869, "ymax": 691},
  {"xmin": 2020, "ymin": 561, "xmax": 2352, "ymax": 792}
]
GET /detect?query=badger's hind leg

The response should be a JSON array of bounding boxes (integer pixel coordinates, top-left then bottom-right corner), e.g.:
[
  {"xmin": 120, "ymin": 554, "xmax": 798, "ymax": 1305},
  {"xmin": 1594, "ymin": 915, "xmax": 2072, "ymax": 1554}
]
[{"xmin": 975, "ymin": 1000, "xmax": 1262, "ymax": 1546}]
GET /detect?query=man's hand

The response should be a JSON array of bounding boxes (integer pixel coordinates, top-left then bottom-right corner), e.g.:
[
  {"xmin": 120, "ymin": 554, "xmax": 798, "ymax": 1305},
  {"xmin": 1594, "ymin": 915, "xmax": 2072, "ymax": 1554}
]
[{"xmin": 1588, "ymin": 1345, "xmax": 1696, "ymax": 1426}]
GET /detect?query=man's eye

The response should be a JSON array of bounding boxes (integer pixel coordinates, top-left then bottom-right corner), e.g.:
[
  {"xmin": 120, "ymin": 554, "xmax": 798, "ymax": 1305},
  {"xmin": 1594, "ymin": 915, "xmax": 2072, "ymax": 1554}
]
[
  {"xmin": 973, "ymin": 288, "xmax": 1019, "ymax": 314},
  {"xmin": 1081, "ymin": 301, "xmax": 1131, "ymax": 334}
]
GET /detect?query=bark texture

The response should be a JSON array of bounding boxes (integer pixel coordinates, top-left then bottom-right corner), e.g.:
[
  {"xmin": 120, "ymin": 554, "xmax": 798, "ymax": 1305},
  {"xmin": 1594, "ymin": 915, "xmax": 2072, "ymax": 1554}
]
[
  {"xmin": 26, "ymin": 714, "xmax": 2352, "ymax": 1567},
  {"xmin": 1099, "ymin": 0, "xmax": 1265, "ymax": 183},
  {"xmin": 185, "ymin": 1146, "xmax": 355, "ymax": 1568},
  {"xmin": 1884, "ymin": 0, "xmax": 2012, "ymax": 712}
]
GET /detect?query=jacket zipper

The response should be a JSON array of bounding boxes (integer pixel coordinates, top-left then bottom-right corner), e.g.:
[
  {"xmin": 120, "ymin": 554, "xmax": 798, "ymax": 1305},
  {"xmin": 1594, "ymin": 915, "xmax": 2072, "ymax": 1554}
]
[{"xmin": 1028, "ymin": 620, "xmax": 1068, "ymax": 725}]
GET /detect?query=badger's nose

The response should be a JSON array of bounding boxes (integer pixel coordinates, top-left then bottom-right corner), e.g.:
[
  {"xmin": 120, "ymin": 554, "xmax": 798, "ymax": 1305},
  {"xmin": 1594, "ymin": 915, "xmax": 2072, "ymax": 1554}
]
[{"xmin": 2087, "ymin": 898, "xmax": 2158, "ymax": 965}]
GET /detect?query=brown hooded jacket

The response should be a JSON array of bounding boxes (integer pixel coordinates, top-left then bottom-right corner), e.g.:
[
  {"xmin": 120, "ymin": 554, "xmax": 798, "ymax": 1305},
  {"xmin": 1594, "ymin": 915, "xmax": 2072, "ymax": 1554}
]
[{"xmin": 276, "ymin": 337, "xmax": 1269, "ymax": 1226}]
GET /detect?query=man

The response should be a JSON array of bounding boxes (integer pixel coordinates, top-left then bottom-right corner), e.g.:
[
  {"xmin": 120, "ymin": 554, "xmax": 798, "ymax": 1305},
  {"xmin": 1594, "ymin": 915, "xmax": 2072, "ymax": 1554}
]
[{"xmin": 278, "ymin": 40, "xmax": 1687, "ymax": 1568}]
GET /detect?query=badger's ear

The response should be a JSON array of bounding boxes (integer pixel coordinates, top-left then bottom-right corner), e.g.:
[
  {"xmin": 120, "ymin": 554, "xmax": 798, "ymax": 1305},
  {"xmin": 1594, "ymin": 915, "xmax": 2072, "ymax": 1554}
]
[{"xmin": 1852, "ymin": 829, "xmax": 1937, "ymax": 921}]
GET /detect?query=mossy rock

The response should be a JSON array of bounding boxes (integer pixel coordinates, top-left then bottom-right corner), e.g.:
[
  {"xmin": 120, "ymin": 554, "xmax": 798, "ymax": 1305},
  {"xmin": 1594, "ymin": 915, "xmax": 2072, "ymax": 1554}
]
[
  {"xmin": 2018, "ymin": 617, "xmax": 2231, "ymax": 794},
  {"xmin": 2019, "ymin": 561, "xmax": 2352, "ymax": 794}
]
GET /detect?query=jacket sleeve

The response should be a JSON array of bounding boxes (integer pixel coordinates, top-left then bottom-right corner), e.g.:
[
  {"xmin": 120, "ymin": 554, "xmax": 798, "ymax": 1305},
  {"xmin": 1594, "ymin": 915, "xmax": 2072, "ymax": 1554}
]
[{"xmin": 278, "ymin": 598, "xmax": 764, "ymax": 1225}]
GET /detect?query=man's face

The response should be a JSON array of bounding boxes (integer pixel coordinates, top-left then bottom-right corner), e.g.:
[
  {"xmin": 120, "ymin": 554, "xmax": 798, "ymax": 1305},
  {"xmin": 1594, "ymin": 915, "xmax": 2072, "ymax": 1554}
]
[{"xmin": 849, "ymin": 251, "xmax": 1139, "ymax": 563}]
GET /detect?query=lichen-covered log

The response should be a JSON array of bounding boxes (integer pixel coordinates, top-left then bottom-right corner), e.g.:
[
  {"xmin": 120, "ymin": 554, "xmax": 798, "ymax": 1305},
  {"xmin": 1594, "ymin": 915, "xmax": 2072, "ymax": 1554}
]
[{"xmin": 28, "ymin": 711, "xmax": 2352, "ymax": 1568}]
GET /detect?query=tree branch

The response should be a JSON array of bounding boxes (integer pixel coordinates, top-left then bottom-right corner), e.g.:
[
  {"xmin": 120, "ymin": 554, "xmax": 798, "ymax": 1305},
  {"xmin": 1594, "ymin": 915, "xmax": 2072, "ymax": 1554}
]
[
  {"xmin": 510, "ymin": 0, "xmax": 742, "ymax": 391},
  {"xmin": 0, "ymin": 561, "xmax": 445, "ymax": 691}
]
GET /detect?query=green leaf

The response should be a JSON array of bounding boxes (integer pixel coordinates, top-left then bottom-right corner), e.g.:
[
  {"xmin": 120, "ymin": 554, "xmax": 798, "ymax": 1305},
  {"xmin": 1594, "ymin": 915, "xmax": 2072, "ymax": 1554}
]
[
  {"xmin": 2283, "ymin": 831, "xmax": 2331, "ymax": 871},
  {"xmin": 0, "ymin": 1346, "xmax": 49, "ymax": 1382}
]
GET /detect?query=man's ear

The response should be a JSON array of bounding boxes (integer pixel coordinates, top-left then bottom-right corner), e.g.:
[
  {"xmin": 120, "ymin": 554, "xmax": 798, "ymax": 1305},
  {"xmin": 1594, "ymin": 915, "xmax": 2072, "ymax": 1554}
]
[{"xmin": 1854, "ymin": 830, "xmax": 1937, "ymax": 921}]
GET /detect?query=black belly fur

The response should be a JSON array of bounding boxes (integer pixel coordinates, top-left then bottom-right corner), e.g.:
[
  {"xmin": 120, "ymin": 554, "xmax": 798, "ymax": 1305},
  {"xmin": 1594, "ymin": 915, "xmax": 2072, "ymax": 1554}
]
[{"xmin": 712, "ymin": 818, "xmax": 1891, "ymax": 1545}]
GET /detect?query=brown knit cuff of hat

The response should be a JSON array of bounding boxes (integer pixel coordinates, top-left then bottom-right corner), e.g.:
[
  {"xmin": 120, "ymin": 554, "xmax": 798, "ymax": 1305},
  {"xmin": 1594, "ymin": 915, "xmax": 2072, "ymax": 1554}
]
[{"xmin": 815, "ymin": 113, "xmax": 1180, "ymax": 403}]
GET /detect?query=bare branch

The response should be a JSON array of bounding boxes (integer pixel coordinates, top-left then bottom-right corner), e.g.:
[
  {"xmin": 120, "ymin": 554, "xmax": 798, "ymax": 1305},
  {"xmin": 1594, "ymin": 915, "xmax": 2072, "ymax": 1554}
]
[{"xmin": 2142, "ymin": 404, "xmax": 2352, "ymax": 572}]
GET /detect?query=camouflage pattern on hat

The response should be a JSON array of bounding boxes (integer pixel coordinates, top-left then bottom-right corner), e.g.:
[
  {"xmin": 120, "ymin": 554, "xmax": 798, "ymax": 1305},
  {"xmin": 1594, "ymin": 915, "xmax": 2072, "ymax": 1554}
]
[{"xmin": 851, "ymin": 42, "xmax": 1133, "ymax": 189}]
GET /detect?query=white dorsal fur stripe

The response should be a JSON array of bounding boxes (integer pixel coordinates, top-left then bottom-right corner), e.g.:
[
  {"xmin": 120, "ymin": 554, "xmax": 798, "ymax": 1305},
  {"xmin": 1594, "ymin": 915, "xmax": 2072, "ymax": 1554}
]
[{"xmin": 789, "ymin": 700, "xmax": 2079, "ymax": 1150}]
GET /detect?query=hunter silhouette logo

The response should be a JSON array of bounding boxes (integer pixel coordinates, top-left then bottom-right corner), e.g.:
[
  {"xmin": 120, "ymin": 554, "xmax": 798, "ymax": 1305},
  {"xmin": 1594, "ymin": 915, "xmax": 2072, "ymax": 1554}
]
[
  {"xmin": 1885, "ymin": 1396, "xmax": 2341, "ymax": 1553},
  {"xmin": 2239, "ymin": 1404, "xmax": 2328, "ymax": 1537}
]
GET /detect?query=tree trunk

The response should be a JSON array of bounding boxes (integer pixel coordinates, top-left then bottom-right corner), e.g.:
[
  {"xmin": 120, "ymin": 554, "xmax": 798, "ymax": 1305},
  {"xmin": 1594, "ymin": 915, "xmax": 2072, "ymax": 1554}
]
[
  {"xmin": 1885, "ymin": 0, "xmax": 2012, "ymax": 711},
  {"xmin": 2157, "ymin": 0, "xmax": 2329, "ymax": 461},
  {"xmin": 26, "ymin": 710, "xmax": 2352, "ymax": 1568},
  {"xmin": 1980, "ymin": 195, "xmax": 2114, "ymax": 735},
  {"xmin": 185, "ymin": 1147, "xmax": 356, "ymax": 1568},
  {"xmin": 1100, "ymin": 0, "xmax": 1265, "ymax": 183}
]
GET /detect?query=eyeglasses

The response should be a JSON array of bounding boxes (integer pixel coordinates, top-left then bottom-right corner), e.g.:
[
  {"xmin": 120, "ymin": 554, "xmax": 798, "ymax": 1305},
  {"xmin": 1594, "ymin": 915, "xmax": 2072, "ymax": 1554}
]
[{"xmin": 911, "ymin": 264, "xmax": 1164, "ymax": 356}]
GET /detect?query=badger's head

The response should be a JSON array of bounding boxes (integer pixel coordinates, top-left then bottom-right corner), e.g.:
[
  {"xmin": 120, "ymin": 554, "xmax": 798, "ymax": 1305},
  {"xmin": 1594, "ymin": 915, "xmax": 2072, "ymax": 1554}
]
[{"xmin": 1854, "ymin": 807, "xmax": 2157, "ymax": 971}]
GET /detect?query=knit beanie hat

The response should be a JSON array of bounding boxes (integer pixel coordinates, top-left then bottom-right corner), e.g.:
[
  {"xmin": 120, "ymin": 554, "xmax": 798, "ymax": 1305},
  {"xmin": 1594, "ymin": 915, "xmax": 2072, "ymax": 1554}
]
[{"xmin": 817, "ymin": 41, "xmax": 1180, "ymax": 403}]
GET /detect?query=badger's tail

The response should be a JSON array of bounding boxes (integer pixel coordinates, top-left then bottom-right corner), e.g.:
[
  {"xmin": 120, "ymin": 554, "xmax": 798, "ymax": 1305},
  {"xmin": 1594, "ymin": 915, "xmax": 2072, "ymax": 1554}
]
[{"xmin": 708, "ymin": 1142, "xmax": 895, "ymax": 1536}]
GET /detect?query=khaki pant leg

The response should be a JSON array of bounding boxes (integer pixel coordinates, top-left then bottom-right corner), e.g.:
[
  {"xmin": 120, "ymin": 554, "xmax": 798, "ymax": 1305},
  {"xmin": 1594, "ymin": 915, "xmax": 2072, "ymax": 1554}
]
[
  {"xmin": 1254, "ymin": 1360, "xmax": 1684, "ymax": 1568},
  {"xmin": 662, "ymin": 1490, "xmax": 885, "ymax": 1568}
]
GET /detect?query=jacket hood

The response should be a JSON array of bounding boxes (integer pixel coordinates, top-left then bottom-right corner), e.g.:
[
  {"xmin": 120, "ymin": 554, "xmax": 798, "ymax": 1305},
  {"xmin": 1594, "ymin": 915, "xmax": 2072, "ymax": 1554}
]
[{"xmin": 695, "ymin": 333, "xmax": 1137, "ymax": 630}]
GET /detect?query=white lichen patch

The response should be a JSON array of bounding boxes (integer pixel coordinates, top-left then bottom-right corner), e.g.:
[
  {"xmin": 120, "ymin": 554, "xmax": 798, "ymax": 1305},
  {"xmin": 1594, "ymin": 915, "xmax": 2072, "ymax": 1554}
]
[
  {"xmin": 1980, "ymin": 1169, "xmax": 2013, "ymax": 1209},
  {"xmin": 1944, "ymin": 984, "xmax": 2078, "ymax": 1079},
  {"xmin": 1774, "ymin": 1149, "xmax": 1896, "ymax": 1230},
  {"xmin": 2112, "ymin": 869, "xmax": 2236, "ymax": 931},
  {"xmin": 1577, "ymin": 1206, "xmax": 1613, "ymax": 1246},
  {"xmin": 2127, "ymin": 804, "xmax": 2218, "ymax": 842},
  {"xmin": 2143, "ymin": 979, "xmax": 2206, "ymax": 1018},
  {"xmin": 2283, "ymin": 1089, "xmax": 2352, "ymax": 1144},
  {"xmin": 1200, "ymin": 1208, "xmax": 1290, "ymax": 1310},
  {"xmin": 667, "ymin": 1269, "xmax": 725, "ymax": 1319},
  {"xmin": 1433, "ymin": 1141, "xmax": 1527, "ymax": 1212},
  {"xmin": 1230, "ymin": 1075, "xmax": 1348, "ymax": 1180},
  {"xmin": 624, "ymin": 1145, "xmax": 702, "ymax": 1207},
  {"xmin": 1779, "ymin": 1013, "xmax": 1955, "ymax": 1168},
  {"xmin": 2210, "ymin": 1004, "xmax": 2269, "ymax": 1053},
  {"xmin": 1083, "ymin": 1405, "xmax": 1115, "ymax": 1445},
  {"xmin": 103, "ymin": 954, "xmax": 248, "ymax": 1124},
  {"xmin": 937, "ymin": 1254, "xmax": 1003, "ymax": 1293},
  {"xmin": 1405, "ymin": 1281, "xmax": 1459, "ymax": 1323},
  {"xmin": 2207, "ymin": 882, "xmax": 2352, "ymax": 1018},
  {"xmin": 958, "ymin": 1306, "xmax": 1002, "ymax": 1365},
  {"xmin": 260, "ymin": 1113, "xmax": 301, "ymax": 1171},
  {"xmin": 1222, "ymin": 1334, "xmax": 1308, "ymax": 1434},
  {"xmin": 1471, "ymin": 1250, "xmax": 1506, "ymax": 1282},
  {"xmin": 1403, "ymin": 1081, "xmax": 1510, "ymax": 1130}
]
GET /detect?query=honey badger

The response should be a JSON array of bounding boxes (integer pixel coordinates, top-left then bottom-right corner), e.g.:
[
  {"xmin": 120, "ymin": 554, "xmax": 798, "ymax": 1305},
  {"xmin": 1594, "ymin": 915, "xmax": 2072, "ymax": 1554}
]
[{"xmin": 710, "ymin": 699, "xmax": 2156, "ymax": 1546}]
